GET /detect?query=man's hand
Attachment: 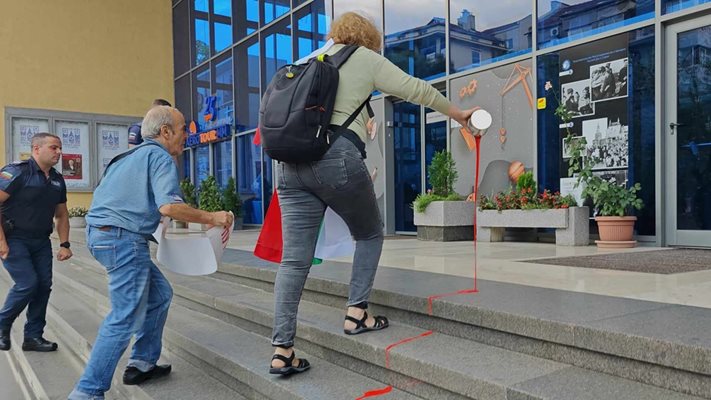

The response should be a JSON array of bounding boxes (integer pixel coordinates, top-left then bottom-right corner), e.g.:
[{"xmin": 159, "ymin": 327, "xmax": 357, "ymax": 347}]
[
  {"xmin": 0, "ymin": 240, "xmax": 9, "ymax": 260},
  {"xmin": 57, "ymin": 247, "xmax": 72, "ymax": 261},
  {"xmin": 210, "ymin": 211, "xmax": 234, "ymax": 228}
]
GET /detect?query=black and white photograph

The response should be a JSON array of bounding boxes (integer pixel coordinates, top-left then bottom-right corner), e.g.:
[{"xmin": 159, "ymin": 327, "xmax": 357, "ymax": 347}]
[
  {"xmin": 561, "ymin": 79, "xmax": 595, "ymax": 118},
  {"xmin": 562, "ymin": 135, "xmax": 584, "ymax": 159},
  {"xmin": 593, "ymin": 169, "xmax": 628, "ymax": 186},
  {"xmin": 581, "ymin": 116, "xmax": 629, "ymax": 170},
  {"xmin": 590, "ymin": 57, "xmax": 628, "ymax": 102}
]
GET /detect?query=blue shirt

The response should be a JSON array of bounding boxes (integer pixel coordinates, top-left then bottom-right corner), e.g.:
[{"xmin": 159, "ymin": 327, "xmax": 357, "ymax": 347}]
[
  {"xmin": 0, "ymin": 158, "xmax": 67, "ymax": 238},
  {"xmin": 87, "ymin": 140, "xmax": 183, "ymax": 235}
]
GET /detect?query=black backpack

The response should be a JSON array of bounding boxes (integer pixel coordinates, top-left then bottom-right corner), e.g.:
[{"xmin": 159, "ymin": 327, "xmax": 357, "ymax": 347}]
[{"xmin": 259, "ymin": 45, "xmax": 372, "ymax": 163}]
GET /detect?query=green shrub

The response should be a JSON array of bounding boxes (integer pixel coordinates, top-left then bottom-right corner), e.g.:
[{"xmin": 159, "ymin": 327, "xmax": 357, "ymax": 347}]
[
  {"xmin": 222, "ymin": 177, "xmax": 242, "ymax": 217},
  {"xmin": 198, "ymin": 176, "xmax": 223, "ymax": 212},
  {"xmin": 180, "ymin": 178, "xmax": 197, "ymax": 207},
  {"xmin": 428, "ymin": 151, "xmax": 457, "ymax": 196}
]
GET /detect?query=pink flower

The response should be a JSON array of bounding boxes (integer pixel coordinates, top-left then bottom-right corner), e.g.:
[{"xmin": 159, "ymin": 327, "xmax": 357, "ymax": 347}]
[{"xmin": 544, "ymin": 81, "xmax": 553, "ymax": 91}]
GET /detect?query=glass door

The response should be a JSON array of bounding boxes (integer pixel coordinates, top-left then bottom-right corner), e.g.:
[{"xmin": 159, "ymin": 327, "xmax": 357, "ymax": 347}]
[{"xmin": 665, "ymin": 18, "xmax": 711, "ymax": 247}]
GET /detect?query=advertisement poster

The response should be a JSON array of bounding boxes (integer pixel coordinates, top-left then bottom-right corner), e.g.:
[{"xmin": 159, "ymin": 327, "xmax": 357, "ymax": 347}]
[
  {"xmin": 558, "ymin": 34, "xmax": 629, "ymax": 188},
  {"xmin": 20, "ymin": 125, "xmax": 39, "ymax": 146},
  {"xmin": 56, "ymin": 121, "xmax": 90, "ymax": 189},
  {"xmin": 12, "ymin": 118, "xmax": 49, "ymax": 162},
  {"xmin": 97, "ymin": 124, "xmax": 129, "ymax": 175},
  {"xmin": 62, "ymin": 154, "xmax": 83, "ymax": 180}
]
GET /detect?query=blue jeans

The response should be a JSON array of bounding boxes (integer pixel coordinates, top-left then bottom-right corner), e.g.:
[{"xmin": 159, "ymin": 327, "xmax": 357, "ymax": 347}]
[
  {"xmin": 69, "ymin": 226, "xmax": 173, "ymax": 399},
  {"xmin": 0, "ymin": 236, "xmax": 53, "ymax": 338},
  {"xmin": 272, "ymin": 136, "xmax": 384, "ymax": 348}
]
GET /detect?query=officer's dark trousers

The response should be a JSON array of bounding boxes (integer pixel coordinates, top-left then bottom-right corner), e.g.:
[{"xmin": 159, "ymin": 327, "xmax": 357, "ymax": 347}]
[{"xmin": 0, "ymin": 237, "xmax": 52, "ymax": 338}]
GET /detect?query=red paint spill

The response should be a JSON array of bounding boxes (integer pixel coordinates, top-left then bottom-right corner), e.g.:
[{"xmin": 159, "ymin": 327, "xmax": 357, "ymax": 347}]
[
  {"xmin": 355, "ymin": 135, "xmax": 483, "ymax": 399},
  {"xmin": 356, "ymin": 386, "xmax": 393, "ymax": 399}
]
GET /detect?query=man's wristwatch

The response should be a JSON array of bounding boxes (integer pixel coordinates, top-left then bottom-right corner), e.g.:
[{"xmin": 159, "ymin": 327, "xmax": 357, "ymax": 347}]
[{"xmin": 60, "ymin": 242, "xmax": 71, "ymax": 249}]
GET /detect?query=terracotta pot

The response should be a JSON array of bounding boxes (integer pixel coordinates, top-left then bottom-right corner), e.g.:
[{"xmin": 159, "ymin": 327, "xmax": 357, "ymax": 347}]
[{"xmin": 594, "ymin": 216, "xmax": 637, "ymax": 248}]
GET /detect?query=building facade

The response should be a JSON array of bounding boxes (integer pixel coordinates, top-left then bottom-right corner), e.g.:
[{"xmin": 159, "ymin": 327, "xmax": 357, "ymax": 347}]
[{"xmin": 174, "ymin": 0, "xmax": 711, "ymax": 247}]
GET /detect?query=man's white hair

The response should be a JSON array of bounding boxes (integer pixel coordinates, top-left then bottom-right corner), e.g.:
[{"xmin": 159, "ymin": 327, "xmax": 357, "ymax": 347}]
[{"xmin": 141, "ymin": 106, "xmax": 175, "ymax": 140}]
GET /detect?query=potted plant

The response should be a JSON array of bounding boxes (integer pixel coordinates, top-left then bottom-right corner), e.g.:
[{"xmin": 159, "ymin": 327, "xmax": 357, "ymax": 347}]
[
  {"xmin": 176, "ymin": 178, "xmax": 196, "ymax": 229},
  {"xmin": 547, "ymin": 81, "xmax": 644, "ymax": 247},
  {"xmin": 222, "ymin": 177, "xmax": 243, "ymax": 230},
  {"xmin": 412, "ymin": 151, "xmax": 472, "ymax": 241},
  {"xmin": 191, "ymin": 176, "xmax": 223, "ymax": 231},
  {"xmin": 67, "ymin": 206, "xmax": 88, "ymax": 228}
]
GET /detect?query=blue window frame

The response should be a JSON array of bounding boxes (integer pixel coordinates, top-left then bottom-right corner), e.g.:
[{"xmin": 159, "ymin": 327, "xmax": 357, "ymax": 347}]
[
  {"xmin": 664, "ymin": 0, "xmax": 711, "ymax": 13},
  {"xmin": 261, "ymin": 18, "xmax": 292, "ymax": 92},
  {"xmin": 237, "ymin": 133, "xmax": 264, "ymax": 224},
  {"xmin": 262, "ymin": 0, "xmax": 290, "ymax": 25},
  {"xmin": 213, "ymin": 139, "xmax": 233, "ymax": 189},
  {"xmin": 235, "ymin": 36, "xmax": 261, "ymax": 132},
  {"xmin": 294, "ymin": 0, "xmax": 328, "ymax": 60}
]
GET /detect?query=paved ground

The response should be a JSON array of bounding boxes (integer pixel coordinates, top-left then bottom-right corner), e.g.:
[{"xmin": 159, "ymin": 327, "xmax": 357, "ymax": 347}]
[{"xmin": 0, "ymin": 352, "xmax": 24, "ymax": 400}]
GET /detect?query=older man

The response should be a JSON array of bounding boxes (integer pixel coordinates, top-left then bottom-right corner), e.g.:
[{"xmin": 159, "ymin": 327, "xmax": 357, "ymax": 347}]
[
  {"xmin": 68, "ymin": 107, "xmax": 233, "ymax": 400},
  {"xmin": 0, "ymin": 133, "xmax": 72, "ymax": 353}
]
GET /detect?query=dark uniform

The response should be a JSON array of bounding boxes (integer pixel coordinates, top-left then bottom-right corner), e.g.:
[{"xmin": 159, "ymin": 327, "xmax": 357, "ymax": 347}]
[
  {"xmin": 0, "ymin": 157, "xmax": 66, "ymax": 341},
  {"xmin": 128, "ymin": 123, "xmax": 143, "ymax": 146}
]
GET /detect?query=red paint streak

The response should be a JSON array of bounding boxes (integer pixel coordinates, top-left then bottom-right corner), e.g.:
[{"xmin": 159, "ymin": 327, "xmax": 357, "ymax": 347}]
[
  {"xmin": 384, "ymin": 330, "xmax": 434, "ymax": 369},
  {"xmin": 356, "ymin": 386, "xmax": 393, "ymax": 399},
  {"xmin": 354, "ymin": 135, "xmax": 482, "ymax": 399}
]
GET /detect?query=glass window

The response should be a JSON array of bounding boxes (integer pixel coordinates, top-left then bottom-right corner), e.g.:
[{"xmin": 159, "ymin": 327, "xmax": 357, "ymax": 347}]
[
  {"xmin": 194, "ymin": 12, "xmax": 211, "ymax": 65},
  {"xmin": 262, "ymin": 0, "xmax": 290, "ymax": 25},
  {"xmin": 664, "ymin": 0, "xmax": 711, "ymax": 13},
  {"xmin": 235, "ymin": 36, "xmax": 261, "ymax": 132},
  {"xmin": 213, "ymin": 0, "xmax": 231, "ymax": 16},
  {"xmin": 393, "ymin": 101, "xmax": 421, "ymax": 232},
  {"xmin": 537, "ymin": 0, "xmax": 654, "ymax": 49},
  {"xmin": 213, "ymin": 139, "xmax": 233, "ymax": 188},
  {"xmin": 182, "ymin": 149, "xmax": 192, "ymax": 180},
  {"xmin": 195, "ymin": 0, "xmax": 209, "ymax": 12},
  {"xmin": 234, "ymin": 0, "xmax": 259, "ymax": 41},
  {"xmin": 261, "ymin": 18, "xmax": 292, "ymax": 91},
  {"xmin": 333, "ymin": 0, "xmax": 383, "ymax": 33},
  {"xmin": 449, "ymin": 1, "xmax": 532, "ymax": 73},
  {"xmin": 262, "ymin": 151, "xmax": 274, "ymax": 220},
  {"xmin": 213, "ymin": 54, "xmax": 234, "ymax": 120},
  {"xmin": 294, "ymin": 0, "xmax": 328, "ymax": 61},
  {"xmin": 214, "ymin": 22, "xmax": 233, "ymax": 53},
  {"xmin": 193, "ymin": 65, "xmax": 211, "ymax": 124},
  {"xmin": 237, "ymin": 134, "xmax": 264, "ymax": 224},
  {"xmin": 175, "ymin": 75, "xmax": 192, "ymax": 119},
  {"xmin": 384, "ymin": 0, "xmax": 446, "ymax": 80},
  {"xmin": 173, "ymin": 0, "xmax": 191, "ymax": 76},
  {"xmin": 424, "ymin": 102, "xmax": 447, "ymax": 190},
  {"xmin": 537, "ymin": 28, "xmax": 655, "ymax": 235},
  {"xmin": 194, "ymin": 145, "xmax": 210, "ymax": 187}
]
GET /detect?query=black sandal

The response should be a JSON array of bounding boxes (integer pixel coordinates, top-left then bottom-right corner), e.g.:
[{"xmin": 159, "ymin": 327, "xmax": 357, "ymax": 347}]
[
  {"xmin": 344, "ymin": 311, "xmax": 389, "ymax": 335},
  {"xmin": 269, "ymin": 352, "xmax": 311, "ymax": 376}
]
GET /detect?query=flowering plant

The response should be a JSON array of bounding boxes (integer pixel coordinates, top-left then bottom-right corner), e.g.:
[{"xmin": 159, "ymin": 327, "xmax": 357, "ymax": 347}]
[
  {"xmin": 68, "ymin": 207, "xmax": 89, "ymax": 218},
  {"xmin": 479, "ymin": 188, "xmax": 576, "ymax": 212}
]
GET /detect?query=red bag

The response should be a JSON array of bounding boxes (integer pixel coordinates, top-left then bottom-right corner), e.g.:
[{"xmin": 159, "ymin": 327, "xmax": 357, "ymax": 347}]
[{"xmin": 253, "ymin": 191, "xmax": 282, "ymax": 263}]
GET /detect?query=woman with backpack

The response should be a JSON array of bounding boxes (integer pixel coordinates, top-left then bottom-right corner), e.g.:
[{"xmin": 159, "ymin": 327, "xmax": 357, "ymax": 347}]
[{"xmin": 268, "ymin": 11, "xmax": 478, "ymax": 375}]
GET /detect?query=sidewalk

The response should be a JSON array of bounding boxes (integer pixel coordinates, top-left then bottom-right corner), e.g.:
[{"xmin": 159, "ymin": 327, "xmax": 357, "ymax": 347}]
[{"xmin": 225, "ymin": 229, "xmax": 711, "ymax": 309}]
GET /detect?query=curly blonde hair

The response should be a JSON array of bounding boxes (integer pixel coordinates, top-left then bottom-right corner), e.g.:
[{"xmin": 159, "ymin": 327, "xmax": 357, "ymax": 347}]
[{"xmin": 328, "ymin": 12, "xmax": 382, "ymax": 52}]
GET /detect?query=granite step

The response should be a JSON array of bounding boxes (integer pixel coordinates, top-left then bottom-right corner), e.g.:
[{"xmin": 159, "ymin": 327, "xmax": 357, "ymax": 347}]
[
  {"xmin": 54, "ymin": 254, "xmax": 422, "ymax": 400},
  {"xmin": 61, "ymin": 251, "xmax": 707, "ymax": 400},
  {"xmin": 211, "ymin": 248, "xmax": 711, "ymax": 398}
]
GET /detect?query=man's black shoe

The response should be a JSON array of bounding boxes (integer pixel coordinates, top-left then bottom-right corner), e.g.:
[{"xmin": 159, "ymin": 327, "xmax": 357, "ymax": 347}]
[
  {"xmin": 0, "ymin": 330, "xmax": 10, "ymax": 351},
  {"xmin": 123, "ymin": 364, "xmax": 172, "ymax": 385},
  {"xmin": 21, "ymin": 337, "xmax": 58, "ymax": 352}
]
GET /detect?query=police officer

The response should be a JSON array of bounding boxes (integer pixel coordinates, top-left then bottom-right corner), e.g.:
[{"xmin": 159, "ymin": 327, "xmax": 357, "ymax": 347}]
[
  {"xmin": 128, "ymin": 99, "xmax": 172, "ymax": 148},
  {"xmin": 0, "ymin": 132, "xmax": 72, "ymax": 352}
]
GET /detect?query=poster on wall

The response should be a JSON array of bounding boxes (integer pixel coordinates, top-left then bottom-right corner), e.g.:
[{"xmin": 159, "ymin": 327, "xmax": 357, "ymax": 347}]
[
  {"xmin": 558, "ymin": 35, "xmax": 630, "ymax": 199},
  {"xmin": 97, "ymin": 124, "xmax": 129, "ymax": 174},
  {"xmin": 56, "ymin": 121, "xmax": 91, "ymax": 189},
  {"xmin": 11, "ymin": 118, "xmax": 50, "ymax": 163}
]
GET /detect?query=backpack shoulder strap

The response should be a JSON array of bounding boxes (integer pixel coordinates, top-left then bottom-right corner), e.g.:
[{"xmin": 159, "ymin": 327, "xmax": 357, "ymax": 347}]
[{"xmin": 326, "ymin": 45, "xmax": 360, "ymax": 69}]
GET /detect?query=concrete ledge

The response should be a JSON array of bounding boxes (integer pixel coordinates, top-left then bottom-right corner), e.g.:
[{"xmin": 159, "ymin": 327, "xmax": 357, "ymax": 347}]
[
  {"xmin": 477, "ymin": 207, "xmax": 589, "ymax": 246},
  {"xmin": 413, "ymin": 201, "xmax": 475, "ymax": 227},
  {"xmin": 417, "ymin": 225, "xmax": 474, "ymax": 241}
]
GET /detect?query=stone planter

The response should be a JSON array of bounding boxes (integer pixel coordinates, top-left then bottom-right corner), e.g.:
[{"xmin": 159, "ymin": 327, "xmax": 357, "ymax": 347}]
[
  {"xmin": 595, "ymin": 216, "xmax": 637, "ymax": 248},
  {"xmin": 188, "ymin": 222, "xmax": 210, "ymax": 231},
  {"xmin": 69, "ymin": 216, "xmax": 86, "ymax": 228},
  {"xmin": 173, "ymin": 220, "xmax": 188, "ymax": 229},
  {"xmin": 413, "ymin": 201, "xmax": 476, "ymax": 241},
  {"xmin": 477, "ymin": 207, "xmax": 589, "ymax": 246}
]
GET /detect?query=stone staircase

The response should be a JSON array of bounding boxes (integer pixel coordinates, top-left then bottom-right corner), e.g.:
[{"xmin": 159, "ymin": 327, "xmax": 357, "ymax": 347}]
[{"xmin": 1, "ymin": 234, "xmax": 710, "ymax": 399}]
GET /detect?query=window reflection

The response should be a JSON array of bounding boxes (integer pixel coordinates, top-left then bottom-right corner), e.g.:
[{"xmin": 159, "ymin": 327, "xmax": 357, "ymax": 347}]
[
  {"xmin": 213, "ymin": 139, "xmax": 233, "ymax": 189},
  {"xmin": 237, "ymin": 134, "xmax": 264, "ymax": 224},
  {"xmin": 537, "ymin": 0, "xmax": 654, "ymax": 49},
  {"xmin": 234, "ymin": 0, "xmax": 259, "ymax": 40},
  {"xmin": 193, "ymin": 66, "xmax": 211, "ymax": 123},
  {"xmin": 213, "ymin": 55, "xmax": 233, "ymax": 120},
  {"xmin": 333, "ymin": 0, "xmax": 383, "ymax": 34},
  {"xmin": 294, "ymin": 0, "xmax": 328, "ymax": 60},
  {"xmin": 173, "ymin": 0, "xmax": 190, "ymax": 76},
  {"xmin": 261, "ymin": 19, "xmax": 292, "ymax": 91},
  {"xmin": 393, "ymin": 101, "xmax": 421, "ymax": 232},
  {"xmin": 449, "ymin": 1, "xmax": 532, "ymax": 73},
  {"xmin": 262, "ymin": 0, "xmax": 290, "ymax": 25},
  {"xmin": 182, "ymin": 149, "xmax": 191, "ymax": 180},
  {"xmin": 213, "ymin": 0, "xmax": 231, "ymax": 16},
  {"xmin": 194, "ymin": 14, "xmax": 210, "ymax": 65},
  {"xmin": 235, "ymin": 36, "xmax": 261, "ymax": 132},
  {"xmin": 194, "ymin": 145, "xmax": 210, "ymax": 187},
  {"xmin": 664, "ymin": 0, "xmax": 711, "ymax": 13},
  {"xmin": 384, "ymin": 0, "xmax": 446, "ymax": 80},
  {"xmin": 195, "ymin": 0, "xmax": 208, "ymax": 13}
]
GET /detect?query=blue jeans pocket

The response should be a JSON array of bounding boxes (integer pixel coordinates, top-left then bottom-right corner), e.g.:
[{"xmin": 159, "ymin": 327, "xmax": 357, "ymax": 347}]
[
  {"xmin": 312, "ymin": 158, "xmax": 348, "ymax": 189},
  {"xmin": 90, "ymin": 245, "xmax": 118, "ymax": 272}
]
